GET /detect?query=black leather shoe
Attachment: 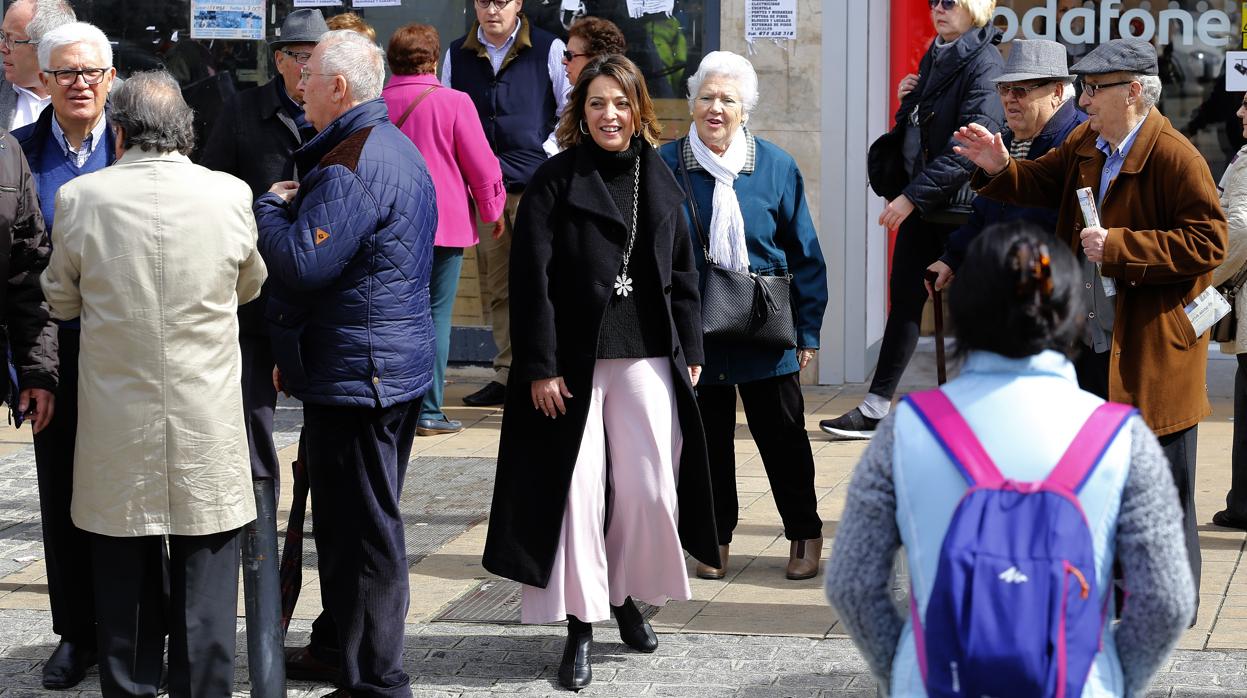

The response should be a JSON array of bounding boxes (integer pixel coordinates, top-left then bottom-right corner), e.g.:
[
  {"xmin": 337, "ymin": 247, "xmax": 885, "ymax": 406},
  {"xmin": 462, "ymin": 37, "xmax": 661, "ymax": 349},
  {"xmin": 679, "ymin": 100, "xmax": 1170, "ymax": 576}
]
[
  {"xmin": 284, "ymin": 644, "xmax": 340, "ymax": 683},
  {"xmin": 611, "ymin": 597, "xmax": 657, "ymax": 653},
  {"xmin": 42, "ymin": 639, "xmax": 97, "ymax": 689},
  {"xmin": 1214, "ymin": 509, "xmax": 1247, "ymax": 531},
  {"xmin": 462, "ymin": 381, "xmax": 506, "ymax": 407},
  {"xmin": 558, "ymin": 622, "xmax": 592, "ymax": 691}
]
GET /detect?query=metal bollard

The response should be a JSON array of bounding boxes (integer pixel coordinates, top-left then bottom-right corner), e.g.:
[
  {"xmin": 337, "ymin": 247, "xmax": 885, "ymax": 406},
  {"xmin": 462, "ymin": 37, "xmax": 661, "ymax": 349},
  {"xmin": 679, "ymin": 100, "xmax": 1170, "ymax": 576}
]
[{"xmin": 243, "ymin": 478, "xmax": 286, "ymax": 697}]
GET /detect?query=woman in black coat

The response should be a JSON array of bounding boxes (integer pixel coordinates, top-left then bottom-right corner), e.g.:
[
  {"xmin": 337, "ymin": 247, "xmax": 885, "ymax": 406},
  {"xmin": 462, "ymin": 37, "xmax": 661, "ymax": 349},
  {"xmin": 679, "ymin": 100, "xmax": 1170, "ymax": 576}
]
[
  {"xmin": 481, "ymin": 55, "xmax": 719, "ymax": 692},
  {"xmin": 821, "ymin": 0, "xmax": 1005, "ymax": 440}
]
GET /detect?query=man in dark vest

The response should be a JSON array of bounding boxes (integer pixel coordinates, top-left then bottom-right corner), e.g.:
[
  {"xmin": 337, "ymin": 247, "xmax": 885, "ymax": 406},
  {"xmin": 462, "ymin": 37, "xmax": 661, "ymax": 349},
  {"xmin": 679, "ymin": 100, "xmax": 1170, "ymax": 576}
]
[
  {"xmin": 198, "ymin": 8, "xmax": 329, "ymax": 696},
  {"xmin": 442, "ymin": 0, "xmax": 570, "ymax": 407}
]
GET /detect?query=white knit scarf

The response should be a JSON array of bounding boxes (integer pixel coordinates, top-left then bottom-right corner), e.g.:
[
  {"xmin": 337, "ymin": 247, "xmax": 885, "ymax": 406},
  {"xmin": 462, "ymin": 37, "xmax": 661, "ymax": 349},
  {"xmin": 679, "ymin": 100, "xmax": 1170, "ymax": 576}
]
[{"xmin": 688, "ymin": 124, "xmax": 749, "ymax": 272}]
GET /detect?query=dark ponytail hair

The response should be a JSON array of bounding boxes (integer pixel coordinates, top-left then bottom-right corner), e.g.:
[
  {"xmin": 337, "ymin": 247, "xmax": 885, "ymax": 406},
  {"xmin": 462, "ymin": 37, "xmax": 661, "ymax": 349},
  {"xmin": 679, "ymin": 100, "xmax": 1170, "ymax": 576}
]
[{"xmin": 950, "ymin": 221, "xmax": 1086, "ymax": 360}]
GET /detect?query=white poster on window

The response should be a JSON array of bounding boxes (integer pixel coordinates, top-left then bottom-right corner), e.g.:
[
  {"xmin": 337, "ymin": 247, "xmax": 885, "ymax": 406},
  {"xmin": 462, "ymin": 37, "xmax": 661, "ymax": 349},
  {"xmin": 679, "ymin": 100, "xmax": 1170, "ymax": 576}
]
[
  {"xmin": 1227, "ymin": 52, "xmax": 1247, "ymax": 92},
  {"xmin": 190, "ymin": 1, "xmax": 266, "ymax": 41},
  {"xmin": 294, "ymin": 0, "xmax": 341, "ymax": 7},
  {"xmin": 626, "ymin": 0, "xmax": 674, "ymax": 19},
  {"xmin": 352, "ymin": 0, "xmax": 400, "ymax": 6},
  {"xmin": 746, "ymin": 0, "xmax": 797, "ymax": 44}
]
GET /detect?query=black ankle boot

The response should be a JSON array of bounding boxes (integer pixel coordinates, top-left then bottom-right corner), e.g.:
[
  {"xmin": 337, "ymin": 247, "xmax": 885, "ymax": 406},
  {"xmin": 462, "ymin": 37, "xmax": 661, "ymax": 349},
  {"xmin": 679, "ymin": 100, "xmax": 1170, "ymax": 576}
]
[
  {"xmin": 558, "ymin": 616, "xmax": 592, "ymax": 691},
  {"xmin": 611, "ymin": 597, "xmax": 658, "ymax": 653}
]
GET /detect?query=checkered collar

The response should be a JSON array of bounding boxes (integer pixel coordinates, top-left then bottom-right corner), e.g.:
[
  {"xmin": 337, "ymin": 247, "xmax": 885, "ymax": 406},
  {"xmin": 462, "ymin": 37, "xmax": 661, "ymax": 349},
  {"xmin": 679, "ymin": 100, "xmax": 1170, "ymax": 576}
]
[{"xmin": 682, "ymin": 127, "xmax": 756, "ymax": 173}]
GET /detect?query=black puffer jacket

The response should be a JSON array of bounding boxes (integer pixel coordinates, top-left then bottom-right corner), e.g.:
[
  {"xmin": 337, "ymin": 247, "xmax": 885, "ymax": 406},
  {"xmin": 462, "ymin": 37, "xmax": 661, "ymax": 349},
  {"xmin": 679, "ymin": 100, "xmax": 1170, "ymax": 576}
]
[{"xmin": 898, "ymin": 24, "xmax": 1005, "ymax": 217}]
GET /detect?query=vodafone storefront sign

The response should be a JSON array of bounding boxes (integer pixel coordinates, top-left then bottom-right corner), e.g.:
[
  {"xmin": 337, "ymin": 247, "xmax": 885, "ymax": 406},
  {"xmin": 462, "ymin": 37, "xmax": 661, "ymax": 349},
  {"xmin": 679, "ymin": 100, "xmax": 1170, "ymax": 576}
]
[{"xmin": 995, "ymin": 0, "xmax": 1234, "ymax": 48}]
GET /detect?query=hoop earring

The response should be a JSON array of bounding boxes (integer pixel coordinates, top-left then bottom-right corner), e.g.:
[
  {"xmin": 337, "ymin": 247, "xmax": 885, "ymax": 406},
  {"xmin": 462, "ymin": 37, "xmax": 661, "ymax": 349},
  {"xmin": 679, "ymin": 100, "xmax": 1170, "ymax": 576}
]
[{"xmin": 579, "ymin": 119, "xmax": 589, "ymax": 135}]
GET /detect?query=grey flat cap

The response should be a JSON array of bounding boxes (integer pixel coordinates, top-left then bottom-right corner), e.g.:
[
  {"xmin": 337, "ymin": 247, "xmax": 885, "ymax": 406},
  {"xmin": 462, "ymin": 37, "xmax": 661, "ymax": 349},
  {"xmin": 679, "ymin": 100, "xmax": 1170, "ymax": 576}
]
[
  {"xmin": 994, "ymin": 40, "xmax": 1072, "ymax": 83},
  {"xmin": 1069, "ymin": 39, "xmax": 1158, "ymax": 76},
  {"xmin": 271, "ymin": 9, "xmax": 328, "ymax": 47}
]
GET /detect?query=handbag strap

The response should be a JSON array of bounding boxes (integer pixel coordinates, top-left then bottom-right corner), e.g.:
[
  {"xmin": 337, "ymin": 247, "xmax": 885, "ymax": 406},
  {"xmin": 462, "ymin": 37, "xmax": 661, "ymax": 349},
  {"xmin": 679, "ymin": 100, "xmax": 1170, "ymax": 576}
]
[
  {"xmin": 676, "ymin": 137, "xmax": 710, "ymax": 256},
  {"xmin": 394, "ymin": 85, "xmax": 439, "ymax": 129}
]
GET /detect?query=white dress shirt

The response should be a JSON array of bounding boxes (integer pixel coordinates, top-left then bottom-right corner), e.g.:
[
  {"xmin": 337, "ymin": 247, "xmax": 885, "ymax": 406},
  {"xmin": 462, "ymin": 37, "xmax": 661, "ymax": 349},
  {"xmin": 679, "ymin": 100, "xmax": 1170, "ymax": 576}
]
[
  {"xmin": 440, "ymin": 17, "xmax": 571, "ymax": 157},
  {"xmin": 11, "ymin": 83, "xmax": 50, "ymax": 131}
]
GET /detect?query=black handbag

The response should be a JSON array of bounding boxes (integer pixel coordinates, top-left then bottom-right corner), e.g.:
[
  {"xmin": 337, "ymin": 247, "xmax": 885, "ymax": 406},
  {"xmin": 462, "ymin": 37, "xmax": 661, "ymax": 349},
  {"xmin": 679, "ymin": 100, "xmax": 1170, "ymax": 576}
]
[
  {"xmin": 1211, "ymin": 266, "xmax": 1247, "ymax": 344},
  {"xmin": 677, "ymin": 140, "xmax": 797, "ymax": 350},
  {"xmin": 867, "ymin": 127, "xmax": 909, "ymax": 201}
]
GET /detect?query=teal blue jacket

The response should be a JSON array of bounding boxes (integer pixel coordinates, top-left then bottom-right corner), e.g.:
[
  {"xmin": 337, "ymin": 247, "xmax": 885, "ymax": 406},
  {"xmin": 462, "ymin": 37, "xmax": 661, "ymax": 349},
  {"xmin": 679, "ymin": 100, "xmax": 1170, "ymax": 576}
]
[{"xmin": 660, "ymin": 133, "xmax": 827, "ymax": 385}]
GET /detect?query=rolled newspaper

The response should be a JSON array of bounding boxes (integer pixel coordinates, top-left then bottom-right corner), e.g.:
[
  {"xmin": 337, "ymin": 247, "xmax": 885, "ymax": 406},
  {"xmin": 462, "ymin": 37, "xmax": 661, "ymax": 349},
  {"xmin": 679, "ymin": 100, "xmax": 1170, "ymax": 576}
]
[{"xmin": 1076, "ymin": 187, "xmax": 1116, "ymax": 298}]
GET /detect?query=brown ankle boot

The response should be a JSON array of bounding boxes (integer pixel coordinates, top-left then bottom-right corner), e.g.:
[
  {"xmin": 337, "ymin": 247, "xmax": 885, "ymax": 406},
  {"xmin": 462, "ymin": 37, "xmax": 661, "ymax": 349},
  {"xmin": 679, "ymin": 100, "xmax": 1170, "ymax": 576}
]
[
  {"xmin": 785, "ymin": 538, "xmax": 823, "ymax": 580},
  {"xmin": 695, "ymin": 544, "xmax": 730, "ymax": 580}
]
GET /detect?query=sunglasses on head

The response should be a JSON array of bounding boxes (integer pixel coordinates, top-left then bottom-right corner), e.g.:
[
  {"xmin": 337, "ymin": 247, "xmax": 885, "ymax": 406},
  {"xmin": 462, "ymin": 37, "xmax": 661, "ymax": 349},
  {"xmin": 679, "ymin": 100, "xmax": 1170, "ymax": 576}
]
[{"xmin": 929, "ymin": 0, "xmax": 958, "ymax": 10}]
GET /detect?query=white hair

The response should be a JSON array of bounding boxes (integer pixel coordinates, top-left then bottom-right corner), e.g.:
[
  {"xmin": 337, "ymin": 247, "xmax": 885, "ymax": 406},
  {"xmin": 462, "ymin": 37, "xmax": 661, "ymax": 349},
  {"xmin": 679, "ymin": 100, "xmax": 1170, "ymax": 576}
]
[
  {"xmin": 319, "ymin": 29, "xmax": 384, "ymax": 103},
  {"xmin": 20, "ymin": 0, "xmax": 75, "ymax": 43},
  {"xmin": 1061, "ymin": 80, "xmax": 1075, "ymax": 103},
  {"xmin": 37, "ymin": 22, "xmax": 111, "ymax": 70},
  {"xmin": 1136, "ymin": 74, "xmax": 1161, "ymax": 110},
  {"xmin": 685, "ymin": 50, "xmax": 760, "ymax": 117}
]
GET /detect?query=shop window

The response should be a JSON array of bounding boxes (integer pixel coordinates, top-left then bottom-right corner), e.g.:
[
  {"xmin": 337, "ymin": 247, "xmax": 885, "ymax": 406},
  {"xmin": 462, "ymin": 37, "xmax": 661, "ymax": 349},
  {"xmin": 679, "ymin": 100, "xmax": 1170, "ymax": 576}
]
[
  {"xmin": 64, "ymin": 1, "xmax": 716, "ymax": 152},
  {"xmin": 991, "ymin": 0, "xmax": 1242, "ymax": 175}
]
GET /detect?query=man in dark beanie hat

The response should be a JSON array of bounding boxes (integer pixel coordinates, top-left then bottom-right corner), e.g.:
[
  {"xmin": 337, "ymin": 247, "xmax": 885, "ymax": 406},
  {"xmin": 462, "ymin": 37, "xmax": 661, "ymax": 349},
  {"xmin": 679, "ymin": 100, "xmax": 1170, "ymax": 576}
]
[
  {"xmin": 954, "ymin": 37, "xmax": 1227, "ymax": 621},
  {"xmin": 197, "ymin": 7, "xmax": 330, "ymax": 696}
]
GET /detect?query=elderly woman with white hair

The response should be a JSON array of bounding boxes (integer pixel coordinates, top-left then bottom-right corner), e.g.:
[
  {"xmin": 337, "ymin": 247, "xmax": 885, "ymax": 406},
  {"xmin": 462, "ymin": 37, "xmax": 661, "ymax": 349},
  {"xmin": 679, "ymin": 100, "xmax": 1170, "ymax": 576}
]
[
  {"xmin": 659, "ymin": 50, "xmax": 828, "ymax": 582},
  {"xmin": 12, "ymin": 19, "xmax": 117, "ymax": 690},
  {"xmin": 821, "ymin": 0, "xmax": 1003, "ymax": 441}
]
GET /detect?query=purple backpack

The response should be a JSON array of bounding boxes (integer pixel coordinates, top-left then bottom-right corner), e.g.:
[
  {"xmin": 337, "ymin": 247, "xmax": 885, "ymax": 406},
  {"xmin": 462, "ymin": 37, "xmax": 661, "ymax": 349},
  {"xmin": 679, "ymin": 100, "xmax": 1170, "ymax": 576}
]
[{"xmin": 904, "ymin": 390, "xmax": 1136, "ymax": 698}]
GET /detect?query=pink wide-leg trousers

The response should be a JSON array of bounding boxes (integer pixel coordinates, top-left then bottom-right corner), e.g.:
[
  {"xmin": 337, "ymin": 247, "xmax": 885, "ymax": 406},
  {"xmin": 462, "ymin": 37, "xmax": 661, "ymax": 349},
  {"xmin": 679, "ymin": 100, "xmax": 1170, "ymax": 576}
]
[{"xmin": 521, "ymin": 357, "xmax": 692, "ymax": 624}]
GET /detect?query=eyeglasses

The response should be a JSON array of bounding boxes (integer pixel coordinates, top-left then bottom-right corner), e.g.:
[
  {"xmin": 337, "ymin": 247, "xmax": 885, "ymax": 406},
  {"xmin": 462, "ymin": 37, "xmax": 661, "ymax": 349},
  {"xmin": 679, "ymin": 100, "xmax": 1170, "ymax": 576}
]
[
  {"xmin": 928, "ymin": 0, "xmax": 958, "ymax": 10},
  {"xmin": 996, "ymin": 81, "xmax": 1055, "ymax": 100},
  {"xmin": 474, "ymin": 0, "xmax": 515, "ymax": 9},
  {"xmin": 1079, "ymin": 78, "xmax": 1134, "ymax": 97},
  {"xmin": 0, "ymin": 31, "xmax": 35, "ymax": 50},
  {"xmin": 280, "ymin": 48, "xmax": 312, "ymax": 65},
  {"xmin": 44, "ymin": 68, "xmax": 108, "ymax": 86},
  {"xmin": 562, "ymin": 50, "xmax": 591, "ymax": 62},
  {"xmin": 298, "ymin": 67, "xmax": 338, "ymax": 82}
]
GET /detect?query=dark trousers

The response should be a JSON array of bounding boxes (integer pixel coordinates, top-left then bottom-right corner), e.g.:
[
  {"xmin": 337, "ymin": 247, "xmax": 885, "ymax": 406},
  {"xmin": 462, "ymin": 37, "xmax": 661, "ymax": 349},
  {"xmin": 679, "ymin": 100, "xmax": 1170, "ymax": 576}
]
[
  {"xmin": 697, "ymin": 372, "xmax": 822, "ymax": 545},
  {"xmin": 1223, "ymin": 354, "xmax": 1247, "ymax": 518},
  {"xmin": 867, "ymin": 217, "xmax": 956, "ymax": 400},
  {"xmin": 33, "ymin": 326, "xmax": 94, "ymax": 644},
  {"xmin": 92, "ymin": 529, "xmax": 241, "ymax": 698},
  {"xmin": 304, "ymin": 400, "xmax": 419, "ymax": 698},
  {"xmin": 1075, "ymin": 347, "xmax": 1202, "ymax": 600}
]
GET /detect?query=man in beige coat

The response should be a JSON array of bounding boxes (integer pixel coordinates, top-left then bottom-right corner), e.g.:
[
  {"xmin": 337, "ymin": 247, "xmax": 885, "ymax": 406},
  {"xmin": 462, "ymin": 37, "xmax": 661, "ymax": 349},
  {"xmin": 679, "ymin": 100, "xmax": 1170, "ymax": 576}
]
[{"xmin": 40, "ymin": 70, "xmax": 267, "ymax": 696}]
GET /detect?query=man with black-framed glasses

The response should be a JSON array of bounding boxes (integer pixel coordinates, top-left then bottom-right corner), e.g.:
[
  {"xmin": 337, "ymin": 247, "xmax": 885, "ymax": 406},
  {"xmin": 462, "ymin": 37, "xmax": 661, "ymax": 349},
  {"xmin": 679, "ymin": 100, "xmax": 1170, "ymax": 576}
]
[
  {"xmin": 958, "ymin": 38, "xmax": 1227, "ymax": 622},
  {"xmin": 444, "ymin": 0, "xmax": 572, "ymax": 408},
  {"xmin": 198, "ymin": 8, "xmax": 330, "ymax": 697},
  {"xmin": 0, "ymin": 0, "xmax": 74, "ymax": 132}
]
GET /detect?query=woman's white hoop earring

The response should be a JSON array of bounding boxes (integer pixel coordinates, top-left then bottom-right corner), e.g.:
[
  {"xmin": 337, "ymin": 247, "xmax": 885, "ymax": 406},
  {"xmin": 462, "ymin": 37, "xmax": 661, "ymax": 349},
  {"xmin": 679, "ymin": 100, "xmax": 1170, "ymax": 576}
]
[{"xmin": 579, "ymin": 119, "xmax": 589, "ymax": 135}]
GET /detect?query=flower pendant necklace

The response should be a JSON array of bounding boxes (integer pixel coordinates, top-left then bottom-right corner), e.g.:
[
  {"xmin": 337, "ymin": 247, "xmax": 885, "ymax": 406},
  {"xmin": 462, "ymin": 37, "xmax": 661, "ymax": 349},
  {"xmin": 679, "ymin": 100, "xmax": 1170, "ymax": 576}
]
[{"xmin": 614, "ymin": 157, "xmax": 642, "ymax": 297}]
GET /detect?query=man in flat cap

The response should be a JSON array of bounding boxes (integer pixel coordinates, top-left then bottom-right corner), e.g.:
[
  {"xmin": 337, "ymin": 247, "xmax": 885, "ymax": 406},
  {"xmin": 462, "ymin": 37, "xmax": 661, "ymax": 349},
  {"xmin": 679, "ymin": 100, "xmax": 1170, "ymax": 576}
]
[
  {"xmin": 954, "ymin": 38, "xmax": 1227, "ymax": 615},
  {"xmin": 923, "ymin": 39, "xmax": 1085, "ymax": 292}
]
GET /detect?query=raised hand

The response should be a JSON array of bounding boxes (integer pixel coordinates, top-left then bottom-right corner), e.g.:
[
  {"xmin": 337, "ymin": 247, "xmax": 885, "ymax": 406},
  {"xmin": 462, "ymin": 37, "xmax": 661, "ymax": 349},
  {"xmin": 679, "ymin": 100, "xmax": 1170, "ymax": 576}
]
[{"xmin": 952, "ymin": 123, "xmax": 1009, "ymax": 176}]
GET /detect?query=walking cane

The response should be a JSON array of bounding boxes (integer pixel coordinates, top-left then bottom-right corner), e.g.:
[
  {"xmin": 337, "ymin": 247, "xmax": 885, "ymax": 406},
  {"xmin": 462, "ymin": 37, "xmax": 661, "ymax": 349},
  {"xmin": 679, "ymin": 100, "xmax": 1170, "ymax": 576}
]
[
  {"xmin": 924, "ymin": 270, "xmax": 947, "ymax": 386},
  {"xmin": 278, "ymin": 435, "xmax": 308, "ymax": 633}
]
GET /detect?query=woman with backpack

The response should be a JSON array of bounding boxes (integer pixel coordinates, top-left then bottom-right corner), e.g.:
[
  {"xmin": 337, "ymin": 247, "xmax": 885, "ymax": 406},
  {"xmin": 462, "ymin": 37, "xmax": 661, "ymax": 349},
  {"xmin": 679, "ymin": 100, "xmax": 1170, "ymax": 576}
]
[{"xmin": 826, "ymin": 222, "xmax": 1195, "ymax": 697}]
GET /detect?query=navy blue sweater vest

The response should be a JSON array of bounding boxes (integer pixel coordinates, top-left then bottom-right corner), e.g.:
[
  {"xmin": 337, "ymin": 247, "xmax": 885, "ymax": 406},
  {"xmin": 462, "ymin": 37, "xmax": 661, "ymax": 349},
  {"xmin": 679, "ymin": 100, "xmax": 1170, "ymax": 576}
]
[
  {"xmin": 36, "ymin": 134, "xmax": 109, "ymax": 234},
  {"xmin": 450, "ymin": 22, "xmax": 557, "ymax": 191}
]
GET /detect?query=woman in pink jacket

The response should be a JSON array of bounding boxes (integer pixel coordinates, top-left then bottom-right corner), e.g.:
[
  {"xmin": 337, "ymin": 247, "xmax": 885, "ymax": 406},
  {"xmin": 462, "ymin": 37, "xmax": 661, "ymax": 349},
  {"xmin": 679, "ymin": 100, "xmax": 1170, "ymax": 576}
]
[{"xmin": 384, "ymin": 23, "xmax": 506, "ymax": 435}]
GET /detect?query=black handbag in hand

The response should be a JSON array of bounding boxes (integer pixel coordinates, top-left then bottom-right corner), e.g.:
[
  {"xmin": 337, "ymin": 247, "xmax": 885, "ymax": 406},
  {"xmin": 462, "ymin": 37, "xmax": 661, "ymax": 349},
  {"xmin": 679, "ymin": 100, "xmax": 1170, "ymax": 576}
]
[
  {"xmin": 1211, "ymin": 266, "xmax": 1247, "ymax": 344},
  {"xmin": 677, "ymin": 140, "xmax": 797, "ymax": 350}
]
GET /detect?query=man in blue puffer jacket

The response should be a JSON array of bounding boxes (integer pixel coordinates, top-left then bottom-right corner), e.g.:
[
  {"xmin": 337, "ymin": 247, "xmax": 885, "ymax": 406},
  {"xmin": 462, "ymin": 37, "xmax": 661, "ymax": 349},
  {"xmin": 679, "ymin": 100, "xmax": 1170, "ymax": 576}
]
[{"xmin": 253, "ymin": 29, "xmax": 435, "ymax": 698}]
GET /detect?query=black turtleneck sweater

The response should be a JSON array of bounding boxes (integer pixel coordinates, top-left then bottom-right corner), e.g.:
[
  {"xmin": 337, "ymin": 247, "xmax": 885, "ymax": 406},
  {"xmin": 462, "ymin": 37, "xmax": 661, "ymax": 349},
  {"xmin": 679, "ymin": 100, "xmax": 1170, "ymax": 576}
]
[{"xmin": 589, "ymin": 139, "xmax": 670, "ymax": 360}]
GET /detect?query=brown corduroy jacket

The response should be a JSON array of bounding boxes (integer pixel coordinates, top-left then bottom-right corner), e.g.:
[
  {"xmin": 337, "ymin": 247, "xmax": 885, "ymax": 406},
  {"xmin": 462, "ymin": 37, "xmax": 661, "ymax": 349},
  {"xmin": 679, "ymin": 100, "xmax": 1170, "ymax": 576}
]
[{"xmin": 973, "ymin": 108, "xmax": 1227, "ymax": 436}]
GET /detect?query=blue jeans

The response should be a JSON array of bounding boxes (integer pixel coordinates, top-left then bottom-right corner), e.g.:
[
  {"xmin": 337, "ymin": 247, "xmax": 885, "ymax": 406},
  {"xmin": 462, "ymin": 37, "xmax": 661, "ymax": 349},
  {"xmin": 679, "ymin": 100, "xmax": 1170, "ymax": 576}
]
[{"xmin": 419, "ymin": 246, "xmax": 464, "ymax": 421}]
